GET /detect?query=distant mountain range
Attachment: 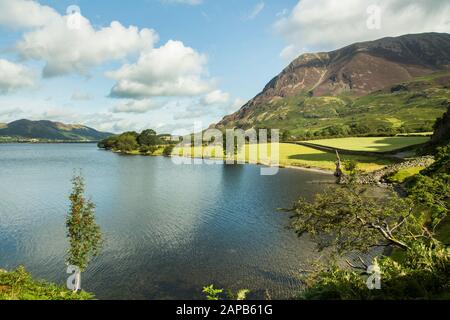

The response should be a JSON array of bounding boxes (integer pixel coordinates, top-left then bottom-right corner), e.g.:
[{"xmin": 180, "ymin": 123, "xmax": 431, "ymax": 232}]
[
  {"xmin": 0, "ymin": 119, "xmax": 113, "ymax": 141},
  {"xmin": 215, "ymin": 33, "xmax": 450, "ymax": 138}
]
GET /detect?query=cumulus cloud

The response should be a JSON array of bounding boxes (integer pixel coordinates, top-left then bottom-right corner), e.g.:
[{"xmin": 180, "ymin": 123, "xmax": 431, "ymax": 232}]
[
  {"xmin": 0, "ymin": 0, "xmax": 59, "ymax": 28},
  {"xmin": 1, "ymin": 0, "xmax": 158, "ymax": 77},
  {"xmin": 0, "ymin": 59, "xmax": 35, "ymax": 94},
  {"xmin": 201, "ymin": 90, "xmax": 230, "ymax": 105},
  {"xmin": 111, "ymin": 99, "xmax": 162, "ymax": 114},
  {"xmin": 107, "ymin": 40, "xmax": 212, "ymax": 98},
  {"xmin": 275, "ymin": 0, "xmax": 450, "ymax": 60}
]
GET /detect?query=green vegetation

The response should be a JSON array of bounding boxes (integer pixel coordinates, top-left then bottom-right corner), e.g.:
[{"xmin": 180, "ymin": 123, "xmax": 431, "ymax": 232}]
[
  {"xmin": 174, "ymin": 143, "xmax": 392, "ymax": 172},
  {"xmin": 386, "ymin": 167, "xmax": 425, "ymax": 183},
  {"xmin": 98, "ymin": 129, "xmax": 171, "ymax": 155},
  {"xmin": 306, "ymin": 137, "xmax": 429, "ymax": 152},
  {"xmin": 0, "ymin": 267, "xmax": 93, "ymax": 300},
  {"xmin": 287, "ymin": 144, "xmax": 450, "ymax": 300},
  {"xmin": 202, "ymin": 285, "xmax": 250, "ymax": 301},
  {"xmin": 66, "ymin": 174, "xmax": 103, "ymax": 290},
  {"xmin": 225, "ymin": 72, "xmax": 450, "ymax": 140}
]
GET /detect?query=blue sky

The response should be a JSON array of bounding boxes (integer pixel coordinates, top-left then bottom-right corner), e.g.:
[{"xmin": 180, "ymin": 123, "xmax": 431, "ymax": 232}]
[
  {"xmin": 0, "ymin": 0, "xmax": 449, "ymax": 133},
  {"xmin": 38, "ymin": 0, "xmax": 295, "ymax": 99}
]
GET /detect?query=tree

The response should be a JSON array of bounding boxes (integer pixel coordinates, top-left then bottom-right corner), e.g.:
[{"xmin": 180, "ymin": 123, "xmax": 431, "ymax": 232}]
[
  {"xmin": 286, "ymin": 185, "xmax": 416, "ymax": 253},
  {"xmin": 163, "ymin": 144, "xmax": 175, "ymax": 157},
  {"xmin": 286, "ymin": 145, "xmax": 450, "ymax": 299},
  {"xmin": 66, "ymin": 174, "xmax": 102, "ymax": 291},
  {"xmin": 138, "ymin": 129, "xmax": 160, "ymax": 146},
  {"xmin": 115, "ymin": 133, "xmax": 138, "ymax": 152}
]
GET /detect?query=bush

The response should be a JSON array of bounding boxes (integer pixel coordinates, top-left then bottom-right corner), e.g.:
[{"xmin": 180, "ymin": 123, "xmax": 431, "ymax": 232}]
[
  {"xmin": 163, "ymin": 145, "xmax": 175, "ymax": 157},
  {"xmin": 0, "ymin": 267, "xmax": 93, "ymax": 300}
]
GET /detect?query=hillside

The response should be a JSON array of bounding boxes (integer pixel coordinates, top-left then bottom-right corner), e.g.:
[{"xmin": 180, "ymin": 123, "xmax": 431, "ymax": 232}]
[
  {"xmin": 430, "ymin": 101, "xmax": 450, "ymax": 147},
  {"xmin": 0, "ymin": 119, "xmax": 112, "ymax": 142},
  {"xmin": 215, "ymin": 33, "xmax": 450, "ymax": 138}
]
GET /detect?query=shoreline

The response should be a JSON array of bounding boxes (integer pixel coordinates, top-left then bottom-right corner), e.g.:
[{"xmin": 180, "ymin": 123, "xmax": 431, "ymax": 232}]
[{"xmin": 110, "ymin": 148, "xmax": 335, "ymax": 175}]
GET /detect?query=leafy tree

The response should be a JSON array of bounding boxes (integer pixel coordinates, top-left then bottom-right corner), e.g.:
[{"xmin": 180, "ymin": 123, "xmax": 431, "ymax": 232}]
[
  {"xmin": 66, "ymin": 174, "xmax": 102, "ymax": 290},
  {"xmin": 287, "ymin": 145, "xmax": 450, "ymax": 299},
  {"xmin": 137, "ymin": 129, "xmax": 160, "ymax": 146},
  {"xmin": 162, "ymin": 144, "xmax": 175, "ymax": 157},
  {"xmin": 98, "ymin": 136, "xmax": 118, "ymax": 150},
  {"xmin": 286, "ymin": 185, "xmax": 416, "ymax": 253},
  {"xmin": 115, "ymin": 133, "xmax": 138, "ymax": 152}
]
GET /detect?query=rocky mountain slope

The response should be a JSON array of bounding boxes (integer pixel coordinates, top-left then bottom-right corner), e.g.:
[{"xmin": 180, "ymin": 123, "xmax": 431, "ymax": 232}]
[{"xmin": 215, "ymin": 33, "xmax": 450, "ymax": 136}]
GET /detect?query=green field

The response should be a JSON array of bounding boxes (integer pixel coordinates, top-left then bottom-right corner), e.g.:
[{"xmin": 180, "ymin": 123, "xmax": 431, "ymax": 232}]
[
  {"xmin": 306, "ymin": 136, "xmax": 429, "ymax": 152},
  {"xmin": 385, "ymin": 167, "xmax": 425, "ymax": 183},
  {"xmin": 173, "ymin": 143, "xmax": 392, "ymax": 172}
]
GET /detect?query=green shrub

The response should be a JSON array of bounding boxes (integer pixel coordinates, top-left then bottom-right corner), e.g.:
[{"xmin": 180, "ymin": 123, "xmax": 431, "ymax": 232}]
[{"xmin": 0, "ymin": 267, "xmax": 93, "ymax": 300}]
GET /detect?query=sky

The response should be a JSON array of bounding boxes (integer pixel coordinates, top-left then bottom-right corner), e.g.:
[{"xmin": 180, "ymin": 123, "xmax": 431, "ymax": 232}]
[{"xmin": 0, "ymin": 0, "xmax": 449, "ymax": 134}]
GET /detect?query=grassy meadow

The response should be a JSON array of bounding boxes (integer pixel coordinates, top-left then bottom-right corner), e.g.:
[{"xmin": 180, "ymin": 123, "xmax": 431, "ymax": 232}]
[
  {"xmin": 172, "ymin": 142, "xmax": 393, "ymax": 172},
  {"xmin": 306, "ymin": 136, "xmax": 429, "ymax": 152}
]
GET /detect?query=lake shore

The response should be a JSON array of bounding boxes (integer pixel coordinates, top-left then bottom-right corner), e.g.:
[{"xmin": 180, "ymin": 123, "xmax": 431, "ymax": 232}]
[{"xmin": 111, "ymin": 148, "xmax": 335, "ymax": 175}]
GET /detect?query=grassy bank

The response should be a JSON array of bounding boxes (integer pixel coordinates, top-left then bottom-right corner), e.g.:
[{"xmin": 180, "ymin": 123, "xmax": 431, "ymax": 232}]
[
  {"xmin": 172, "ymin": 143, "xmax": 393, "ymax": 172},
  {"xmin": 107, "ymin": 137, "xmax": 423, "ymax": 172},
  {"xmin": 0, "ymin": 267, "xmax": 93, "ymax": 300}
]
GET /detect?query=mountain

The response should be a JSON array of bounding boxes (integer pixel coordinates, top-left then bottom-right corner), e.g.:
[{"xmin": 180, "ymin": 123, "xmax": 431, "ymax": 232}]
[
  {"xmin": 215, "ymin": 33, "xmax": 450, "ymax": 138},
  {"xmin": 0, "ymin": 119, "xmax": 113, "ymax": 141}
]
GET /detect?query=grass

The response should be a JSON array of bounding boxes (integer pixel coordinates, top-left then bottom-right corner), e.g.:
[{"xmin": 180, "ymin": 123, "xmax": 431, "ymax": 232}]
[
  {"xmin": 385, "ymin": 167, "xmax": 425, "ymax": 183},
  {"xmin": 305, "ymin": 137, "xmax": 429, "ymax": 152},
  {"xmin": 172, "ymin": 143, "xmax": 392, "ymax": 172},
  {"xmin": 0, "ymin": 266, "xmax": 93, "ymax": 300}
]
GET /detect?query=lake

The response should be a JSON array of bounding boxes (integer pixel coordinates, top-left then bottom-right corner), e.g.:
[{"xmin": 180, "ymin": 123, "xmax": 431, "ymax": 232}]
[{"xmin": 0, "ymin": 143, "xmax": 334, "ymax": 299}]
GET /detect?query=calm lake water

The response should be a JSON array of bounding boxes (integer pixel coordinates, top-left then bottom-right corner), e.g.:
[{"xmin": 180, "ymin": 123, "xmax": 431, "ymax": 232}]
[{"xmin": 0, "ymin": 143, "xmax": 334, "ymax": 299}]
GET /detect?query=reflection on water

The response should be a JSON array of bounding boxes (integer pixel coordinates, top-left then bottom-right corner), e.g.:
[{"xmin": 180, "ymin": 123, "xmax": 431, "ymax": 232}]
[{"xmin": 0, "ymin": 143, "xmax": 334, "ymax": 299}]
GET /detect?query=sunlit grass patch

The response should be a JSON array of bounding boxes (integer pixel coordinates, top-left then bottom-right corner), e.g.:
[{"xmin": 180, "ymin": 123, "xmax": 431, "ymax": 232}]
[
  {"xmin": 172, "ymin": 143, "xmax": 392, "ymax": 172},
  {"xmin": 306, "ymin": 137, "xmax": 429, "ymax": 152}
]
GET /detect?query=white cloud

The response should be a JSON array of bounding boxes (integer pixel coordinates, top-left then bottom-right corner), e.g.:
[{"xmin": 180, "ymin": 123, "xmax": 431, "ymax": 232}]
[
  {"xmin": 111, "ymin": 99, "xmax": 162, "ymax": 114},
  {"xmin": 201, "ymin": 90, "xmax": 230, "ymax": 105},
  {"xmin": 71, "ymin": 90, "xmax": 93, "ymax": 101},
  {"xmin": 2, "ymin": 0, "xmax": 158, "ymax": 77},
  {"xmin": 0, "ymin": 107, "xmax": 24, "ymax": 118},
  {"xmin": 0, "ymin": 0, "xmax": 60, "ymax": 28},
  {"xmin": 275, "ymin": 0, "xmax": 450, "ymax": 60},
  {"xmin": 0, "ymin": 59, "xmax": 35, "ymax": 94},
  {"xmin": 107, "ymin": 40, "xmax": 213, "ymax": 98},
  {"xmin": 246, "ymin": 2, "xmax": 265, "ymax": 20}
]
